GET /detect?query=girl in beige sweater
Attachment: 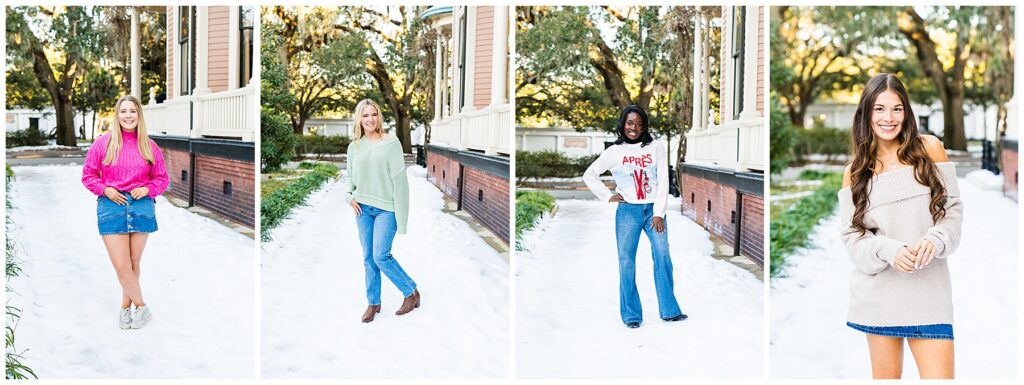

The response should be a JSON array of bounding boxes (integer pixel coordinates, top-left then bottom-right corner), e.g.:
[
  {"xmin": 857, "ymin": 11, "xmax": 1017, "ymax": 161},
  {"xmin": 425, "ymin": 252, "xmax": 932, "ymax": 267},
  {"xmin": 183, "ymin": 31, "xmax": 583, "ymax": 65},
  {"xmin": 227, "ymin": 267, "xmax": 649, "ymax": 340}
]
[{"xmin": 839, "ymin": 74, "xmax": 962, "ymax": 379}]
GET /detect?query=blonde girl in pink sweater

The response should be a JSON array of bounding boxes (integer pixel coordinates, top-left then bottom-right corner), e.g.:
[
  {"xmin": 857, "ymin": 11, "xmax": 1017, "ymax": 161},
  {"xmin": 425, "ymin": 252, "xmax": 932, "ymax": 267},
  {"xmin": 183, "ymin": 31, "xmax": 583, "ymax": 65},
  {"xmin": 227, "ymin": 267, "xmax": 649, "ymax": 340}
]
[{"xmin": 82, "ymin": 95, "xmax": 169, "ymax": 330}]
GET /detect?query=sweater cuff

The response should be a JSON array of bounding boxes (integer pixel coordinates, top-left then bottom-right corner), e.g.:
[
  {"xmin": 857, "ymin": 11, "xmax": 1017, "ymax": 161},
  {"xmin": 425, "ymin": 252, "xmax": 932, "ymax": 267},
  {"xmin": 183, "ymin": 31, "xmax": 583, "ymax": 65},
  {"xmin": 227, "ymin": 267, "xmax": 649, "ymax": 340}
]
[
  {"xmin": 923, "ymin": 233, "xmax": 947, "ymax": 258},
  {"xmin": 877, "ymin": 237, "xmax": 906, "ymax": 266}
]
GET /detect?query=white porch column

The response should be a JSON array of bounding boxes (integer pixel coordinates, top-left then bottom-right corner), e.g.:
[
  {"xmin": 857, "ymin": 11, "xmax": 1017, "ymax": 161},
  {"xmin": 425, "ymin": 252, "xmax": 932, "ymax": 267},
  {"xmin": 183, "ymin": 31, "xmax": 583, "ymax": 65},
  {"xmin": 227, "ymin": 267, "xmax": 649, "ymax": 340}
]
[
  {"xmin": 130, "ymin": 8, "xmax": 141, "ymax": 99},
  {"xmin": 434, "ymin": 31, "xmax": 443, "ymax": 121},
  {"xmin": 739, "ymin": 6, "xmax": 761, "ymax": 121},
  {"xmin": 489, "ymin": 6, "xmax": 509, "ymax": 108},
  {"xmin": 462, "ymin": 7, "xmax": 477, "ymax": 114},
  {"xmin": 193, "ymin": 6, "xmax": 212, "ymax": 96},
  {"xmin": 691, "ymin": 12, "xmax": 703, "ymax": 131},
  {"xmin": 701, "ymin": 19, "xmax": 711, "ymax": 129}
]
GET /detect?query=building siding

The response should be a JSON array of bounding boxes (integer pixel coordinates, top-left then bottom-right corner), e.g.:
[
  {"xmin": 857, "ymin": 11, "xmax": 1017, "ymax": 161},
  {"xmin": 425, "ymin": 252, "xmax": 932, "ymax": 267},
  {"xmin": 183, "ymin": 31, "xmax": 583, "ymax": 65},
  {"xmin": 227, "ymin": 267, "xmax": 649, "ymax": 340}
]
[
  {"xmin": 473, "ymin": 6, "xmax": 494, "ymax": 109},
  {"xmin": 207, "ymin": 6, "xmax": 231, "ymax": 92},
  {"xmin": 1003, "ymin": 146, "xmax": 1018, "ymax": 202},
  {"xmin": 756, "ymin": 7, "xmax": 765, "ymax": 115},
  {"xmin": 167, "ymin": 7, "xmax": 176, "ymax": 99}
]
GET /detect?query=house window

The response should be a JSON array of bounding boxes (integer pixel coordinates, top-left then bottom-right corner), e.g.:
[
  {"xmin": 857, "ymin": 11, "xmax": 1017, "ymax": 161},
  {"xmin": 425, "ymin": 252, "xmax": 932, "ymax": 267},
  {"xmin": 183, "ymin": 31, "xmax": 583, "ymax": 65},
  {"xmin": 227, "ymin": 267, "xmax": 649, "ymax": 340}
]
[
  {"xmin": 457, "ymin": 9, "xmax": 468, "ymax": 111},
  {"xmin": 731, "ymin": 7, "xmax": 746, "ymax": 120},
  {"xmin": 239, "ymin": 6, "xmax": 255, "ymax": 87},
  {"xmin": 179, "ymin": 6, "xmax": 196, "ymax": 96}
]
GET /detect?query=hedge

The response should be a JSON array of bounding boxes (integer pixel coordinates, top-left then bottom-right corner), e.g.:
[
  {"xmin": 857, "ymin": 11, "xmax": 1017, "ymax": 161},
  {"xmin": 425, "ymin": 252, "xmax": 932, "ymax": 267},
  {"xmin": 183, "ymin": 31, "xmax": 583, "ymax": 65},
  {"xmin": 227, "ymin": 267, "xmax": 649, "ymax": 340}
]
[
  {"xmin": 769, "ymin": 171, "xmax": 843, "ymax": 277},
  {"xmin": 295, "ymin": 134, "xmax": 350, "ymax": 157},
  {"xmin": 514, "ymin": 190, "xmax": 556, "ymax": 251},
  {"xmin": 515, "ymin": 150, "xmax": 600, "ymax": 182},
  {"xmin": 260, "ymin": 162, "xmax": 340, "ymax": 242}
]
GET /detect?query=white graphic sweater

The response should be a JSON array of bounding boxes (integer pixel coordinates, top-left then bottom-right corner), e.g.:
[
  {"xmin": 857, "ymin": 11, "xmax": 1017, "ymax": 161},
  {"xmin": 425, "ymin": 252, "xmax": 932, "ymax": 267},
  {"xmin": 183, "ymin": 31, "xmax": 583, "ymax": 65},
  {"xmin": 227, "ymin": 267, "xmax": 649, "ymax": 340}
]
[{"xmin": 583, "ymin": 140, "xmax": 669, "ymax": 217}]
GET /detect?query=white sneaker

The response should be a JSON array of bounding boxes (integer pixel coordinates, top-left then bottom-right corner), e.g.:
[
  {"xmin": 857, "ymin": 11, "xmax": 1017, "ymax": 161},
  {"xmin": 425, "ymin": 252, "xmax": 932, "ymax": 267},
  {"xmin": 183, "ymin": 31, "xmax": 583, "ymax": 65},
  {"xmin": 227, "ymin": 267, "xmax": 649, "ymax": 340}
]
[
  {"xmin": 119, "ymin": 308, "xmax": 132, "ymax": 330},
  {"xmin": 131, "ymin": 306, "xmax": 152, "ymax": 329}
]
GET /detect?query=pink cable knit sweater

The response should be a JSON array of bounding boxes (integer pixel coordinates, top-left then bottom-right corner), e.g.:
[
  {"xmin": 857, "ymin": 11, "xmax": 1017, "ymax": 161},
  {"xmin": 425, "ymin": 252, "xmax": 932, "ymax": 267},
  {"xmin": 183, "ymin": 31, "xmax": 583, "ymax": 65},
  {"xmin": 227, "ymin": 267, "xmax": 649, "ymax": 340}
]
[{"xmin": 81, "ymin": 130, "xmax": 169, "ymax": 198}]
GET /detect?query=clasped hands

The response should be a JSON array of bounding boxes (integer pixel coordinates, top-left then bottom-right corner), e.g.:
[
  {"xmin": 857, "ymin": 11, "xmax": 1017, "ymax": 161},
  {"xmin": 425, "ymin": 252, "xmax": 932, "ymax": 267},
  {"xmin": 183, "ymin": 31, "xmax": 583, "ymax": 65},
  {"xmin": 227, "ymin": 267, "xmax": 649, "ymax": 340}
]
[
  {"xmin": 892, "ymin": 239, "xmax": 938, "ymax": 273},
  {"xmin": 103, "ymin": 186, "xmax": 149, "ymax": 205}
]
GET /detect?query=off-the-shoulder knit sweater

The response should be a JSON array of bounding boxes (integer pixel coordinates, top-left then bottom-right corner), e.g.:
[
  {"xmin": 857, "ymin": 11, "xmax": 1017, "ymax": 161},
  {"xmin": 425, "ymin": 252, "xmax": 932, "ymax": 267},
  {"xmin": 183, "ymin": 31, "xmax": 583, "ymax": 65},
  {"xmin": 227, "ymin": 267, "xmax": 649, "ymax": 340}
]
[{"xmin": 837, "ymin": 162, "xmax": 963, "ymax": 326}]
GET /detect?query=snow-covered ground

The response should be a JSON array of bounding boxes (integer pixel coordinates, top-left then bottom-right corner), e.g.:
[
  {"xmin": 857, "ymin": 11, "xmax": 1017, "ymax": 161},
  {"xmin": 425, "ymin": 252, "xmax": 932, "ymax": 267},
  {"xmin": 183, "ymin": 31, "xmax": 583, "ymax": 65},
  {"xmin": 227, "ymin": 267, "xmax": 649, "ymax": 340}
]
[
  {"xmin": 516, "ymin": 200, "xmax": 764, "ymax": 378},
  {"xmin": 5, "ymin": 164, "xmax": 255, "ymax": 378},
  {"xmin": 771, "ymin": 172, "xmax": 1018, "ymax": 379},
  {"xmin": 6, "ymin": 142, "xmax": 84, "ymax": 152},
  {"xmin": 261, "ymin": 166, "xmax": 509, "ymax": 378}
]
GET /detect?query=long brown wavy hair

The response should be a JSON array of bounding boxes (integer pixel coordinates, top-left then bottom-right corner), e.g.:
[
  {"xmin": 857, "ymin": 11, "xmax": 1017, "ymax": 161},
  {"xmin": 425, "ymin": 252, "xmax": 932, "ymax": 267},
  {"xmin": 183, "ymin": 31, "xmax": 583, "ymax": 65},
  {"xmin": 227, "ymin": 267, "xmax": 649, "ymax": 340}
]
[{"xmin": 848, "ymin": 73, "xmax": 947, "ymax": 235}]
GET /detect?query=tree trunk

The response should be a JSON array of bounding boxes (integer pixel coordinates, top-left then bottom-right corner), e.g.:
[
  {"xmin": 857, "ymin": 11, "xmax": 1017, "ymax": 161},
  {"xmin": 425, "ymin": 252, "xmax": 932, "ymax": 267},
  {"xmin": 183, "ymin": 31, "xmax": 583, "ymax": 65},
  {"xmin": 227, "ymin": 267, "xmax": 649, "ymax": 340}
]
[
  {"xmin": 55, "ymin": 100, "xmax": 77, "ymax": 146},
  {"xmin": 898, "ymin": 7, "xmax": 968, "ymax": 150}
]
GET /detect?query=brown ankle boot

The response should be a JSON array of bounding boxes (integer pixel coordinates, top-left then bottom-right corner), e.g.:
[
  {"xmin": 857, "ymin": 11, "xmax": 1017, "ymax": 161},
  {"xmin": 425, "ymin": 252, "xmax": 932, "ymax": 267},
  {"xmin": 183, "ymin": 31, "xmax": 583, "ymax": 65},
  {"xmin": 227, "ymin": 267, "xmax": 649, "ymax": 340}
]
[
  {"xmin": 361, "ymin": 305, "xmax": 381, "ymax": 323},
  {"xmin": 395, "ymin": 289, "xmax": 420, "ymax": 315}
]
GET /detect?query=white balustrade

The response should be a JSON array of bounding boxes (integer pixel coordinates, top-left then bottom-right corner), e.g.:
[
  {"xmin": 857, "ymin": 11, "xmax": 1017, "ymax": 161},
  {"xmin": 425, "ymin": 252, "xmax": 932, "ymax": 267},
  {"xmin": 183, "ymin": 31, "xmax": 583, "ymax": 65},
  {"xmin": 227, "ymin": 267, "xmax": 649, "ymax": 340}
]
[
  {"xmin": 142, "ymin": 85, "xmax": 255, "ymax": 142},
  {"xmin": 685, "ymin": 116, "xmax": 764, "ymax": 172},
  {"xmin": 430, "ymin": 104, "xmax": 511, "ymax": 155}
]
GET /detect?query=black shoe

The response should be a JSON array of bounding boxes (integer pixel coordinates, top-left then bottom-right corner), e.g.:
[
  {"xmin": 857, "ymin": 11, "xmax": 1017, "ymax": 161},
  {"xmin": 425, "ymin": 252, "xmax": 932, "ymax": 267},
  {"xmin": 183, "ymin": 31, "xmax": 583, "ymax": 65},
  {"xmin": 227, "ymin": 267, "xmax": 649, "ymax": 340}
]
[
  {"xmin": 625, "ymin": 321, "xmax": 641, "ymax": 328},
  {"xmin": 663, "ymin": 313, "xmax": 688, "ymax": 322}
]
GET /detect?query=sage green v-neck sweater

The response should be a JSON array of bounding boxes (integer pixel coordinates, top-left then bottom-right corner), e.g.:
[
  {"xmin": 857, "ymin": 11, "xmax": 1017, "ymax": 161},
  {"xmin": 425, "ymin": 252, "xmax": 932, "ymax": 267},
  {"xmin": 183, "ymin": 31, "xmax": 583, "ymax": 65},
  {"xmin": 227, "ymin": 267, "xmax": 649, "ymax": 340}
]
[
  {"xmin": 838, "ymin": 162, "xmax": 963, "ymax": 326},
  {"xmin": 344, "ymin": 136, "xmax": 410, "ymax": 234}
]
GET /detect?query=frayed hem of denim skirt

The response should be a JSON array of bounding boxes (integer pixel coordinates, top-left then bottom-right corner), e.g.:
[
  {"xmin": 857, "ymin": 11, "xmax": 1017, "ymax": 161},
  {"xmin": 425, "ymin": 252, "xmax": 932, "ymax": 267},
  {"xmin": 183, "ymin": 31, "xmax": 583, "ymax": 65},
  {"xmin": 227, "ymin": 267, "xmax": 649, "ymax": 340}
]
[{"xmin": 847, "ymin": 321, "xmax": 954, "ymax": 340}]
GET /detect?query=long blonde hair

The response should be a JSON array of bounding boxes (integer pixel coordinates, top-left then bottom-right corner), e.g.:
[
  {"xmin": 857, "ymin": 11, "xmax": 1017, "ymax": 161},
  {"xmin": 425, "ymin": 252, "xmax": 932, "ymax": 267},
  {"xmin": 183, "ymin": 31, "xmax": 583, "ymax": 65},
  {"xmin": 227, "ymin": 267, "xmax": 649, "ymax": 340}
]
[
  {"xmin": 104, "ymin": 95, "xmax": 155, "ymax": 165},
  {"xmin": 352, "ymin": 99, "xmax": 387, "ymax": 143}
]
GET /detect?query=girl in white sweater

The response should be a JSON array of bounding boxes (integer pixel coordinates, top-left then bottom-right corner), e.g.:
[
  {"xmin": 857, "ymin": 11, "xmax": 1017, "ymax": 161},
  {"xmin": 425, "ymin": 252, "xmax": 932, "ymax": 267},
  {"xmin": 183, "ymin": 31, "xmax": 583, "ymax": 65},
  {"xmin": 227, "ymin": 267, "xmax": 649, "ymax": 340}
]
[
  {"xmin": 583, "ymin": 105, "xmax": 687, "ymax": 328},
  {"xmin": 839, "ymin": 74, "xmax": 962, "ymax": 379}
]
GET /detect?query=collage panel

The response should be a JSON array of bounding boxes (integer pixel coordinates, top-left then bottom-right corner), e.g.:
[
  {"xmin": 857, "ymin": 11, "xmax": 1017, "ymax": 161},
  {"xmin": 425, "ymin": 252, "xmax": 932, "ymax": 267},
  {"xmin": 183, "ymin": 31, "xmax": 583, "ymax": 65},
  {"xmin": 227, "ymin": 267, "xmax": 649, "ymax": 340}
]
[
  {"xmin": 5, "ymin": 5, "xmax": 257, "ymax": 379},
  {"xmin": 768, "ymin": 5, "xmax": 1017, "ymax": 380},
  {"xmin": 258, "ymin": 5, "xmax": 512, "ymax": 379},
  {"xmin": 514, "ymin": 5, "xmax": 765, "ymax": 378}
]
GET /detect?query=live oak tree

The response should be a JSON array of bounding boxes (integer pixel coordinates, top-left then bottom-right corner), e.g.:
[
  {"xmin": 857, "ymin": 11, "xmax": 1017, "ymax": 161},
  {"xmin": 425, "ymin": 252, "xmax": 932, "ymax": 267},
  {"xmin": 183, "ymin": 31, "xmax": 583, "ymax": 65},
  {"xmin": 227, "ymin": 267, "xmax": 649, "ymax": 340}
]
[
  {"xmin": 516, "ymin": 6, "xmax": 717, "ymax": 168},
  {"xmin": 263, "ymin": 6, "xmax": 435, "ymax": 153},
  {"xmin": 6, "ymin": 7, "xmax": 105, "ymax": 146}
]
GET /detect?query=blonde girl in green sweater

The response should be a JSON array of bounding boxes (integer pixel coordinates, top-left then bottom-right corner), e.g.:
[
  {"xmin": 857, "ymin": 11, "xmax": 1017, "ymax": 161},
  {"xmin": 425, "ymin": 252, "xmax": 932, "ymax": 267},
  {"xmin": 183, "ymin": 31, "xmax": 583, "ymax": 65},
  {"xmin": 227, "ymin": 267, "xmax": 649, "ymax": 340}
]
[{"xmin": 345, "ymin": 99, "xmax": 419, "ymax": 323}]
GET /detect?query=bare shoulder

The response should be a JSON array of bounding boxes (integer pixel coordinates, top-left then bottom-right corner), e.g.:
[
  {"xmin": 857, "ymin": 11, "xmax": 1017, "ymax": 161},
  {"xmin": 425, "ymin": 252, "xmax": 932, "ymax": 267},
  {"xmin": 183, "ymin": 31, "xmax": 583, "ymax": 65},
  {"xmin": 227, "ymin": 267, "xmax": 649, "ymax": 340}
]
[
  {"xmin": 842, "ymin": 164, "xmax": 853, "ymax": 188},
  {"xmin": 921, "ymin": 135, "xmax": 949, "ymax": 162}
]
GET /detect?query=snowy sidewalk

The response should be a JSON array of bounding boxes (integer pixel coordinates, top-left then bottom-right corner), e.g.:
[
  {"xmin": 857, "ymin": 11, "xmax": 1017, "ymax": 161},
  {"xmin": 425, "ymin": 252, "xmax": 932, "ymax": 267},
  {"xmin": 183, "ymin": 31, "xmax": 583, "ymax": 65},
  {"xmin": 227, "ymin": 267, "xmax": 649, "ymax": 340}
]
[
  {"xmin": 261, "ymin": 166, "xmax": 509, "ymax": 378},
  {"xmin": 6, "ymin": 165, "xmax": 255, "ymax": 378},
  {"xmin": 770, "ymin": 175, "xmax": 1017, "ymax": 379},
  {"xmin": 516, "ymin": 200, "xmax": 764, "ymax": 378}
]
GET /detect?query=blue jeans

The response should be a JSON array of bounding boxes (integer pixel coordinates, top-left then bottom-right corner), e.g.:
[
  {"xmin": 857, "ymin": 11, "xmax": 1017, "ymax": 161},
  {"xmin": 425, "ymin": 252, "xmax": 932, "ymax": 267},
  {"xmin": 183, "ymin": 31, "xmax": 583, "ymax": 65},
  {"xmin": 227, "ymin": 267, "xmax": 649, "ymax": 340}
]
[
  {"xmin": 355, "ymin": 203, "xmax": 417, "ymax": 305},
  {"xmin": 615, "ymin": 202, "xmax": 682, "ymax": 324}
]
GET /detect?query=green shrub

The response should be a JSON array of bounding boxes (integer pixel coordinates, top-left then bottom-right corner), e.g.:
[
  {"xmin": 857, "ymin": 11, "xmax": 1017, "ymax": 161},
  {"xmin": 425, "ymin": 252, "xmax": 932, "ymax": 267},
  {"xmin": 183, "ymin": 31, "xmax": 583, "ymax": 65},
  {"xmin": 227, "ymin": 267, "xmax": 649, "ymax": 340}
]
[
  {"xmin": 260, "ymin": 163, "xmax": 340, "ymax": 242},
  {"xmin": 5, "ymin": 166, "xmax": 37, "ymax": 379},
  {"xmin": 295, "ymin": 134, "xmax": 350, "ymax": 157},
  {"xmin": 5, "ymin": 128, "xmax": 48, "ymax": 149},
  {"xmin": 516, "ymin": 150, "xmax": 599, "ymax": 182},
  {"xmin": 515, "ymin": 190, "xmax": 556, "ymax": 251},
  {"xmin": 769, "ymin": 94, "xmax": 796, "ymax": 174},
  {"xmin": 769, "ymin": 172, "xmax": 843, "ymax": 277},
  {"xmin": 793, "ymin": 127, "xmax": 849, "ymax": 161},
  {"xmin": 260, "ymin": 108, "xmax": 296, "ymax": 173}
]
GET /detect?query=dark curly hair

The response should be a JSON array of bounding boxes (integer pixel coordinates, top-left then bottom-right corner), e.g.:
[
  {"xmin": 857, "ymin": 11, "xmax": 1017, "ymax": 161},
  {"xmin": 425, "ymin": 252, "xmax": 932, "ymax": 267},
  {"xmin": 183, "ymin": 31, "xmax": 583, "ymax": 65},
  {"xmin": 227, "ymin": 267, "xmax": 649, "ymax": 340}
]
[{"xmin": 613, "ymin": 105, "xmax": 654, "ymax": 147}]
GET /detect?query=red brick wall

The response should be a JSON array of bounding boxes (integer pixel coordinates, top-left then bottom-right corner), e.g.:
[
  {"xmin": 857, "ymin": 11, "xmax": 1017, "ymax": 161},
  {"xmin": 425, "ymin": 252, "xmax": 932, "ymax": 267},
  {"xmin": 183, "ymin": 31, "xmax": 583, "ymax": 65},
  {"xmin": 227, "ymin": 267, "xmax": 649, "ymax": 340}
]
[
  {"xmin": 1003, "ymin": 147, "xmax": 1018, "ymax": 202},
  {"xmin": 680, "ymin": 173, "xmax": 738, "ymax": 246},
  {"xmin": 426, "ymin": 151, "xmax": 460, "ymax": 198},
  {"xmin": 193, "ymin": 155, "xmax": 255, "ymax": 227},
  {"xmin": 160, "ymin": 146, "xmax": 191, "ymax": 201},
  {"xmin": 426, "ymin": 149, "xmax": 510, "ymax": 243},
  {"xmin": 462, "ymin": 166, "xmax": 510, "ymax": 243},
  {"xmin": 740, "ymin": 194, "xmax": 764, "ymax": 265}
]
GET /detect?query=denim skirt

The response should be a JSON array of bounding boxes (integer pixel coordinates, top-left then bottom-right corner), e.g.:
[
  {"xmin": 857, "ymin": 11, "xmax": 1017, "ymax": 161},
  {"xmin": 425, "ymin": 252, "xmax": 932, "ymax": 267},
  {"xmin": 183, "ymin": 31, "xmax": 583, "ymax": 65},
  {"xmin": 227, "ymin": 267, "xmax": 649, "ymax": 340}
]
[
  {"xmin": 847, "ymin": 322, "xmax": 954, "ymax": 340},
  {"xmin": 97, "ymin": 194, "xmax": 158, "ymax": 235}
]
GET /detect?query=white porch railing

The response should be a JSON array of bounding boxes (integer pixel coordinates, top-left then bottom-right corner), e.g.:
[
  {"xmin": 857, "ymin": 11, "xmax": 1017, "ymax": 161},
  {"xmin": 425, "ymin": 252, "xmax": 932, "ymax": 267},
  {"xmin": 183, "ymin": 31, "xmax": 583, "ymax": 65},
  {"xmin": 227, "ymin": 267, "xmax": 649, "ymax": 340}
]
[
  {"xmin": 143, "ymin": 84, "xmax": 256, "ymax": 142},
  {"xmin": 430, "ymin": 104, "xmax": 510, "ymax": 155},
  {"xmin": 685, "ymin": 116, "xmax": 764, "ymax": 172}
]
